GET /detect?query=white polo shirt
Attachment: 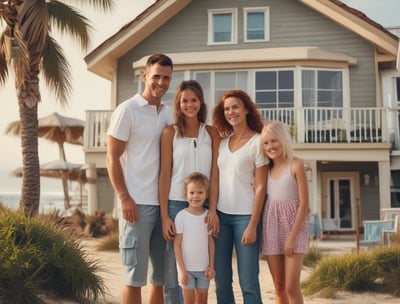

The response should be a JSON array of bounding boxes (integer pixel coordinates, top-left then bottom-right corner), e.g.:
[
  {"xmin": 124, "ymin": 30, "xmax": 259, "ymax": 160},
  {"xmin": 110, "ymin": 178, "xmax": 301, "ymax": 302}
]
[{"xmin": 107, "ymin": 93, "xmax": 172, "ymax": 205}]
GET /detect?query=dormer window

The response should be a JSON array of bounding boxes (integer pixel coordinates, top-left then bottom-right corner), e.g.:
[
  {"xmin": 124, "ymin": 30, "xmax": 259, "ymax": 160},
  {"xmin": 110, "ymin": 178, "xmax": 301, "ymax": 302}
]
[
  {"xmin": 208, "ymin": 8, "xmax": 237, "ymax": 45},
  {"xmin": 244, "ymin": 7, "xmax": 270, "ymax": 42}
]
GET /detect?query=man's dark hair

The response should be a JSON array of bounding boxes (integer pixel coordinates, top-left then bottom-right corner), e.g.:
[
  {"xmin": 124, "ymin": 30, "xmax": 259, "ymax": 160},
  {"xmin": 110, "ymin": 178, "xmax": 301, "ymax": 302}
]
[{"xmin": 146, "ymin": 53, "xmax": 173, "ymax": 70}]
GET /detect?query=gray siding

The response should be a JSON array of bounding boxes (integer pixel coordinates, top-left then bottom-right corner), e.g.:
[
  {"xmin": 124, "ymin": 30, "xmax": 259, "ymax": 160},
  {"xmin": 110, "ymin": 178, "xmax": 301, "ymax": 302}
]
[{"xmin": 117, "ymin": 0, "xmax": 377, "ymax": 106}]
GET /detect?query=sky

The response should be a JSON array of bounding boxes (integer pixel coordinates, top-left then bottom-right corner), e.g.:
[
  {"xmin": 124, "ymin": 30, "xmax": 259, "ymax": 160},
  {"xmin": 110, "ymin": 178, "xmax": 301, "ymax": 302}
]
[{"xmin": 0, "ymin": 0, "xmax": 399, "ymax": 194}]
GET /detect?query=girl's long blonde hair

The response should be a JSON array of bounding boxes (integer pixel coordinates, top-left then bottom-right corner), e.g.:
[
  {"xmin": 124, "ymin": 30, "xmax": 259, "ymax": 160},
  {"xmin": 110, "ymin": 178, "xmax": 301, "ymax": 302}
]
[{"xmin": 261, "ymin": 120, "xmax": 294, "ymax": 166}]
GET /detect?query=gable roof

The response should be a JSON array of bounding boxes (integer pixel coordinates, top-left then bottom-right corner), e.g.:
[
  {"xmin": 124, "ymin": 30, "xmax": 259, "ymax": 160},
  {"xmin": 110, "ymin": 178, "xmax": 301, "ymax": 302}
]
[{"xmin": 85, "ymin": 0, "xmax": 399, "ymax": 80}]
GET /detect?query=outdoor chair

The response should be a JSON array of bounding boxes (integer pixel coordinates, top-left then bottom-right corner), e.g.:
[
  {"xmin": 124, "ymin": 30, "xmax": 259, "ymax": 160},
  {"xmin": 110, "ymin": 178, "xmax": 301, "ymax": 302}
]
[
  {"xmin": 382, "ymin": 215, "xmax": 399, "ymax": 246},
  {"xmin": 360, "ymin": 219, "xmax": 395, "ymax": 249}
]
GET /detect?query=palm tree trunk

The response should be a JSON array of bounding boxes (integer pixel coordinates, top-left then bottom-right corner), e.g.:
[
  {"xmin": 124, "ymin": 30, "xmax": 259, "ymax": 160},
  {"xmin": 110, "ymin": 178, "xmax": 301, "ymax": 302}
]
[{"xmin": 18, "ymin": 94, "xmax": 40, "ymax": 216}]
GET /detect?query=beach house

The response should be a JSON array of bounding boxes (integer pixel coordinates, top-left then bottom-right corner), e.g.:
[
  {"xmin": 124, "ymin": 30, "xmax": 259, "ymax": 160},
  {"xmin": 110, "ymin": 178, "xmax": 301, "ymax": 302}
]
[{"xmin": 83, "ymin": 0, "xmax": 400, "ymax": 236}]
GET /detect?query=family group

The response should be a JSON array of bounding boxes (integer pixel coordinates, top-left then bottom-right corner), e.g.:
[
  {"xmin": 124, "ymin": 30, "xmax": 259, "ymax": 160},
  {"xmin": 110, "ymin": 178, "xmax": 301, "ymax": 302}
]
[{"xmin": 107, "ymin": 53, "xmax": 309, "ymax": 304}]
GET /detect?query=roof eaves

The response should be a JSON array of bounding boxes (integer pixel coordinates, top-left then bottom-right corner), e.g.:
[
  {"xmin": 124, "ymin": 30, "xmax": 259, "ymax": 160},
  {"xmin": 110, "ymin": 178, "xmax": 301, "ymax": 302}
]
[
  {"xmin": 301, "ymin": 0, "xmax": 399, "ymax": 56},
  {"xmin": 84, "ymin": 0, "xmax": 191, "ymax": 79}
]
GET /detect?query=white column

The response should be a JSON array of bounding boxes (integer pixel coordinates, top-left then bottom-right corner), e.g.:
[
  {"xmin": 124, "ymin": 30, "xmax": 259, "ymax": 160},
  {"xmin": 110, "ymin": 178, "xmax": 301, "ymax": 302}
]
[
  {"xmin": 379, "ymin": 161, "xmax": 391, "ymax": 210},
  {"xmin": 86, "ymin": 163, "xmax": 98, "ymax": 215}
]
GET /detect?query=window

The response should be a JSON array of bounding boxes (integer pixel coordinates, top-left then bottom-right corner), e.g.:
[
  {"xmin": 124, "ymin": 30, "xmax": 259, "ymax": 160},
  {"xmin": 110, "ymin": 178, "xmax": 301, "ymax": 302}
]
[
  {"xmin": 208, "ymin": 9, "xmax": 237, "ymax": 45},
  {"xmin": 391, "ymin": 170, "xmax": 400, "ymax": 207},
  {"xmin": 302, "ymin": 69, "xmax": 343, "ymax": 107},
  {"xmin": 396, "ymin": 77, "xmax": 400, "ymax": 103},
  {"xmin": 254, "ymin": 70, "xmax": 294, "ymax": 108},
  {"xmin": 163, "ymin": 71, "xmax": 185, "ymax": 106},
  {"xmin": 244, "ymin": 7, "xmax": 269, "ymax": 42},
  {"xmin": 194, "ymin": 71, "xmax": 248, "ymax": 107}
]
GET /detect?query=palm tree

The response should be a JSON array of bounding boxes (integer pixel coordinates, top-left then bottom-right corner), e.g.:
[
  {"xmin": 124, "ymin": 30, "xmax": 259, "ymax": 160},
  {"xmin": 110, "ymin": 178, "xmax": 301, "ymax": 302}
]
[{"xmin": 0, "ymin": 0, "xmax": 114, "ymax": 216}]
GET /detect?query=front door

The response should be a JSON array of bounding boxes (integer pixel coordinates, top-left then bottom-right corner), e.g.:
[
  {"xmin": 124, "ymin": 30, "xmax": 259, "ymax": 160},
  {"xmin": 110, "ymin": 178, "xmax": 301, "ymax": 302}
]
[{"xmin": 321, "ymin": 172, "xmax": 360, "ymax": 231}]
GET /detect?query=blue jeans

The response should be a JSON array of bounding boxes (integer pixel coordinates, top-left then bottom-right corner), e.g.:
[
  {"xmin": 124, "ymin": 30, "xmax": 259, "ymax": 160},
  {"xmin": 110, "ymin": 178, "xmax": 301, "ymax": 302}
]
[
  {"xmin": 214, "ymin": 211, "xmax": 262, "ymax": 304},
  {"xmin": 164, "ymin": 200, "xmax": 188, "ymax": 304}
]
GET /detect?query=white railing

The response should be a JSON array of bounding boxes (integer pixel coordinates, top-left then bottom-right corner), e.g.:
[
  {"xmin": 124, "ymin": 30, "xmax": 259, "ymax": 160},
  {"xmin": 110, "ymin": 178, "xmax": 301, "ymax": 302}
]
[
  {"xmin": 259, "ymin": 107, "xmax": 390, "ymax": 144},
  {"xmin": 84, "ymin": 110, "xmax": 112, "ymax": 150},
  {"xmin": 84, "ymin": 107, "xmax": 393, "ymax": 150}
]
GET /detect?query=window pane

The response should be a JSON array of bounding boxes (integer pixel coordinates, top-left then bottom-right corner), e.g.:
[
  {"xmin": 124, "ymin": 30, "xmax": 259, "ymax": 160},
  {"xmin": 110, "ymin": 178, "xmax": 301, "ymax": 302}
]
[
  {"xmin": 215, "ymin": 72, "xmax": 236, "ymax": 88},
  {"xmin": 247, "ymin": 12, "xmax": 264, "ymax": 40},
  {"xmin": 214, "ymin": 14, "xmax": 232, "ymax": 42},
  {"xmin": 279, "ymin": 71, "xmax": 294, "ymax": 89},
  {"xmin": 256, "ymin": 71, "xmax": 276, "ymax": 90},
  {"xmin": 396, "ymin": 77, "xmax": 400, "ymax": 102},
  {"xmin": 256, "ymin": 92, "xmax": 276, "ymax": 108},
  {"xmin": 318, "ymin": 71, "xmax": 342, "ymax": 90},
  {"xmin": 164, "ymin": 71, "xmax": 184, "ymax": 106},
  {"xmin": 302, "ymin": 70, "xmax": 343, "ymax": 107},
  {"xmin": 237, "ymin": 72, "xmax": 248, "ymax": 91},
  {"xmin": 278, "ymin": 91, "xmax": 294, "ymax": 107},
  {"xmin": 255, "ymin": 70, "xmax": 294, "ymax": 109},
  {"xmin": 195, "ymin": 72, "xmax": 211, "ymax": 107},
  {"xmin": 391, "ymin": 170, "xmax": 400, "ymax": 207},
  {"xmin": 215, "ymin": 71, "xmax": 249, "ymax": 103}
]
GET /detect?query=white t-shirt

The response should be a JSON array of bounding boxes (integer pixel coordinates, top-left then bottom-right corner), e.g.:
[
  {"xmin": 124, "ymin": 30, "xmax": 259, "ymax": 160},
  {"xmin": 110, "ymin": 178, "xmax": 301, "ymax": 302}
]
[
  {"xmin": 169, "ymin": 123, "xmax": 212, "ymax": 201},
  {"xmin": 217, "ymin": 133, "xmax": 268, "ymax": 215},
  {"xmin": 107, "ymin": 93, "xmax": 172, "ymax": 205},
  {"xmin": 175, "ymin": 209, "xmax": 210, "ymax": 271}
]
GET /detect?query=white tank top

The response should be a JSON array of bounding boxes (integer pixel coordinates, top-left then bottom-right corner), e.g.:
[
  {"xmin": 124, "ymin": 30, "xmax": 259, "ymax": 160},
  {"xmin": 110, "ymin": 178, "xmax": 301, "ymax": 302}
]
[{"xmin": 169, "ymin": 123, "xmax": 212, "ymax": 201}]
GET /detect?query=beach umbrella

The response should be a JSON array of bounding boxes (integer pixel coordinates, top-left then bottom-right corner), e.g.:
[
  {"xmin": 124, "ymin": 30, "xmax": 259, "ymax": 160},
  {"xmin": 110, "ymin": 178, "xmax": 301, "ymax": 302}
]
[
  {"xmin": 6, "ymin": 112, "xmax": 84, "ymax": 160},
  {"xmin": 11, "ymin": 160, "xmax": 87, "ymax": 209},
  {"xmin": 6, "ymin": 112, "xmax": 85, "ymax": 208}
]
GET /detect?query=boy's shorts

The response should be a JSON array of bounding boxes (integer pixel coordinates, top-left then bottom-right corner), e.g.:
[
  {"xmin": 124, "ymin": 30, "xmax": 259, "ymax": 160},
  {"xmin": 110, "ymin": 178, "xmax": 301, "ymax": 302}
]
[{"xmin": 183, "ymin": 271, "xmax": 210, "ymax": 290}]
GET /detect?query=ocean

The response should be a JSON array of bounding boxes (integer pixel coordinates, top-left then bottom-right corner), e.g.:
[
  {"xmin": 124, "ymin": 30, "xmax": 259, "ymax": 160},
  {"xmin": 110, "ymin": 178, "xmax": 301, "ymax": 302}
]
[{"xmin": 0, "ymin": 192, "xmax": 69, "ymax": 213}]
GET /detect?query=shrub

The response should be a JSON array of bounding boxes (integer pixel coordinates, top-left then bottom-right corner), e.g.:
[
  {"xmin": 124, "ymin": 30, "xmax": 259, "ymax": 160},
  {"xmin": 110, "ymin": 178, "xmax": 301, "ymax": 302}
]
[
  {"xmin": 371, "ymin": 245, "xmax": 400, "ymax": 296},
  {"xmin": 0, "ymin": 208, "xmax": 106, "ymax": 304},
  {"xmin": 302, "ymin": 252, "xmax": 377, "ymax": 297},
  {"xmin": 96, "ymin": 232, "xmax": 119, "ymax": 251},
  {"xmin": 303, "ymin": 246, "xmax": 322, "ymax": 267}
]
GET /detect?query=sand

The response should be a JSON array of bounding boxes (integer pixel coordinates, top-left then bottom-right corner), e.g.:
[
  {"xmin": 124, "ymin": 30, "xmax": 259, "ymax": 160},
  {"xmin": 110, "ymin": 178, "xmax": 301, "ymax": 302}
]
[{"xmin": 42, "ymin": 238, "xmax": 399, "ymax": 304}]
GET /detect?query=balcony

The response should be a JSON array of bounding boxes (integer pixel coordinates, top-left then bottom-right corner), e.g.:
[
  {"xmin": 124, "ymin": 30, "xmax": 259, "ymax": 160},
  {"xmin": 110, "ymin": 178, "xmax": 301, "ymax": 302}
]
[
  {"xmin": 259, "ymin": 107, "xmax": 393, "ymax": 144},
  {"xmin": 84, "ymin": 107, "xmax": 396, "ymax": 153}
]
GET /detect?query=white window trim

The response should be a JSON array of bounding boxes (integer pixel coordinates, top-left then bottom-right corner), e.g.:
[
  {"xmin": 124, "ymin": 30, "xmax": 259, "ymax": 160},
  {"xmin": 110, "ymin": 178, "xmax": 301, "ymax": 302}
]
[
  {"xmin": 207, "ymin": 8, "xmax": 238, "ymax": 45},
  {"xmin": 243, "ymin": 7, "xmax": 270, "ymax": 43}
]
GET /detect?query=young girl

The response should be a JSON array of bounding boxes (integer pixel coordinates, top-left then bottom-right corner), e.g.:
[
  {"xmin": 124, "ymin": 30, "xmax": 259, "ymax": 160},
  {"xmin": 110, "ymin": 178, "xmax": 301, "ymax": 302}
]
[
  {"xmin": 174, "ymin": 172, "xmax": 215, "ymax": 304},
  {"xmin": 260, "ymin": 121, "xmax": 309, "ymax": 304},
  {"xmin": 159, "ymin": 80, "xmax": 220, "ymax": 303}
]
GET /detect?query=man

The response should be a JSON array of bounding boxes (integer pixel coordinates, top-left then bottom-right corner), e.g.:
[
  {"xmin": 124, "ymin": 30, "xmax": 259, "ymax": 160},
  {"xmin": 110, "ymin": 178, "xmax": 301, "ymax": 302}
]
[{"xmin": 107, "ymin": 53, "xmax": 173, "ymax": 304}]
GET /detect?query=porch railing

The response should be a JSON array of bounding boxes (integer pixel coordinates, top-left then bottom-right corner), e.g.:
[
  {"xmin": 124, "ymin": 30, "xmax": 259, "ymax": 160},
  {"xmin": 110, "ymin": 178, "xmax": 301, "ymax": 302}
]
[
  {"xmin": 259, "ymin": 107, "xmax": 390, "ymax": 144},
  {"xmin": 84, "ymin": 107, "xmax": 393, "ymax": 150}
]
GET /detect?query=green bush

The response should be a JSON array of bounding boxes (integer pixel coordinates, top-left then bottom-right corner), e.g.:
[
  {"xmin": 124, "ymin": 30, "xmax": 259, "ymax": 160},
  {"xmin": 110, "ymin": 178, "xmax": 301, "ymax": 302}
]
[
  {"xmin": 0, "ymin": 208, "xmax": 106, "ymax": 304},
  {"xmin": 302, "ymin": 252, "xmax": 377, "ymax": 297},
  {"xmin": 303, "ymin": 246, "xmax": 322, "ymax": 267},
  {"xmin": 371, "ymin": 245, "xmax": 400, "ymax": 296},
  {"xmin": 96, "ymin": 232, "xmax": 119, "ymax": 251}
]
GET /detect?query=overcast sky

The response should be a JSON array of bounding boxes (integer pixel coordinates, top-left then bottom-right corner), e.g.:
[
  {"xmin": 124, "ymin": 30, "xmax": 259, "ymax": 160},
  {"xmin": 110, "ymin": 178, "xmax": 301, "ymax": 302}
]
[{"xmin": 0, "ymin": 0, "xmax": 399, "ymax": 194}]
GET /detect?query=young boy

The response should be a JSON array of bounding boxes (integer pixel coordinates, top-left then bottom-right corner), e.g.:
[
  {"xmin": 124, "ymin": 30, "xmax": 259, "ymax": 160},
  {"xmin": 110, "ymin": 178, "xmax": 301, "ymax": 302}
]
[{"xmin": 174, "ymin": 172, "xmax": 215, "ymax": 304}]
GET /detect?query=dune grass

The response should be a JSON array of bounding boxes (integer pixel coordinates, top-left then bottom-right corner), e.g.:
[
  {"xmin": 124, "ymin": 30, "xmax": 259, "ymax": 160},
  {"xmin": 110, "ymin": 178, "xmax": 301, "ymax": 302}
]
[{"xmin": 0, "ymin": 206, "xmax": 107, "ymax": 304}]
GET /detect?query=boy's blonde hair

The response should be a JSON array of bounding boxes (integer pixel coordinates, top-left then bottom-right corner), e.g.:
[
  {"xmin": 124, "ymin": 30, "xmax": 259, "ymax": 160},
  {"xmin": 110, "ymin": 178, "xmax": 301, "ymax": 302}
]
[{"xmin": 184, "ymin": 172, "xmax": 210, "ymax": 196}]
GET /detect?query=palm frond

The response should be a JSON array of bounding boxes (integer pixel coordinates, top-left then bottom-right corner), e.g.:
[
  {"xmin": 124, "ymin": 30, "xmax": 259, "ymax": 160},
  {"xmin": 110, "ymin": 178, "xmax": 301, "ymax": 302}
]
[
  {"xmin": 47, "ymin": 1, "xmax": 92, "ymax": 51},
  {"xmin": 63, "ymin": 0, "xmax": 114, "ymax": 11},
  {"xmin": 18, "ymin": 0, "xmax": 49, "ymax": 53},
  {"xmin": 41, "ymin": 36, "xmax": 71, "ymax": 105},
  {"xmin": 0, "ymin": 32, "xmax": 9, "ymax": 85}
]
